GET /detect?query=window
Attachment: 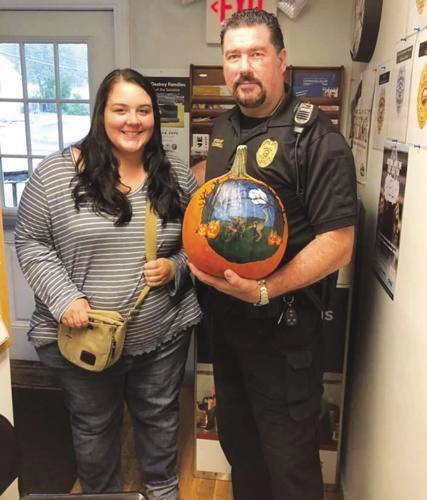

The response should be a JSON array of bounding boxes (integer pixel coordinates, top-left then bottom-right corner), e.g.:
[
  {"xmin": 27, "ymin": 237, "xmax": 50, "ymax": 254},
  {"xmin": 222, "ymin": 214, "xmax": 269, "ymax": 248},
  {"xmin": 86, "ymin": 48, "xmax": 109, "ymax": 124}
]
[{"xmin": 0, "ymin": 42, "xmax": 90, "ymax": 208}]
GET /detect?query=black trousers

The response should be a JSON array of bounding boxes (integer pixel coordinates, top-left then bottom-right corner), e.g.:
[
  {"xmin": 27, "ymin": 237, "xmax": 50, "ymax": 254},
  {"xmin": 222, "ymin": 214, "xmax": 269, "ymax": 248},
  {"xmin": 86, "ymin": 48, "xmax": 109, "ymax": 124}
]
[{"xmin": 211, "ymin": 310, "xmax": 324, "ymax": 500}]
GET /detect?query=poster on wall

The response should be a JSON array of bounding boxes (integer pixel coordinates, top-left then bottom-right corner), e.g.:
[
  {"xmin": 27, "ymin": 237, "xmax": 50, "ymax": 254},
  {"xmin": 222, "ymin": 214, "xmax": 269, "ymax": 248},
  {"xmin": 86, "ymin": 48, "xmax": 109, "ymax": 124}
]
[
  {"xmin": 371, "ymin": 62, "xmax": 392, "ymax": 151},
  {"xmin": 206, "ymin": 0, "xmax": 276, "ymax": 44},
  {"xmin": 407, "ymin": 30, "xmax": 427, "ymax": 147},
  {"xmin": 373, "ymin": 141, "xmax": 409, "ymax": 300},
  {"xmin": 148, "ymin": 76, "xmax": 190, "ymax": 166},
  {"xmin": 292, "ymin": 69, "xmax": 341, "ymax": 98},
  {"xmin": 350, "ymin": 69, "xmax": 376, "ymax": 184},
  {"xmin": 386, "ymin": 37, "xmax": 416, "ymax": 143},
  {"xmin": 407, "ymin": 0, "xmax": 427, "ymax": 33},
  {"xmin": 191, "ymin": 133, "xmax": 210, "ymax": 167}
]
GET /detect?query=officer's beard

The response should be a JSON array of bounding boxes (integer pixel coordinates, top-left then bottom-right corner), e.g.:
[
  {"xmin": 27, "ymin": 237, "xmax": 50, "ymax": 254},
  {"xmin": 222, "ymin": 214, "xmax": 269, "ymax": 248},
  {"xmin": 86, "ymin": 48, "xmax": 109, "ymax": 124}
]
[{"xmin": 233, "ymin": 74, "xmax": 266, "ymax": 109}]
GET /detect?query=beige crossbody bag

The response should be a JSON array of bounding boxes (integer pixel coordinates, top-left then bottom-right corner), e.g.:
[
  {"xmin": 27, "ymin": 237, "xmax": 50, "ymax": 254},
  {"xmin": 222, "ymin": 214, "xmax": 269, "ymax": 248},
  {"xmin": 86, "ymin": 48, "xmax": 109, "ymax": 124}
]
[{"xmin": 58, "ymin": 200, "xmax": 157, "ymax": 372}]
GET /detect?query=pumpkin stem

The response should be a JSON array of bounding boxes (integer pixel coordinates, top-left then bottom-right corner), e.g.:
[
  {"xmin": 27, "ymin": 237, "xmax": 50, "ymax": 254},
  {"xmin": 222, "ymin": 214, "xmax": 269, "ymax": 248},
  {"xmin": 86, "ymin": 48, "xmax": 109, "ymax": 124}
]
[{"xmin": 230, "ymin": 145, "xmax": 248, "ymax": 177}]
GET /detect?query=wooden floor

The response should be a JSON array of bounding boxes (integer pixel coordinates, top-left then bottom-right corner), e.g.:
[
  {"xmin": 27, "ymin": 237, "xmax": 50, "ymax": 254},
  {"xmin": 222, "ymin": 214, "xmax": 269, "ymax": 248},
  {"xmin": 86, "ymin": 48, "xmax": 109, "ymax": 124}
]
[{"xmin": 71, "ymin": 385, "xmax": 343, "ymax": 500}]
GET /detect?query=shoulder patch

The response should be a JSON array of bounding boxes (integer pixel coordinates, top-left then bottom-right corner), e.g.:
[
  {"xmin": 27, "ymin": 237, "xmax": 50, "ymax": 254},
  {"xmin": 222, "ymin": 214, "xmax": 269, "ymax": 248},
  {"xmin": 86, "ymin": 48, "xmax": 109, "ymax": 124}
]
[{"xmin": 211, "ymin": 138, "xmax": 224, "ymax": 148}]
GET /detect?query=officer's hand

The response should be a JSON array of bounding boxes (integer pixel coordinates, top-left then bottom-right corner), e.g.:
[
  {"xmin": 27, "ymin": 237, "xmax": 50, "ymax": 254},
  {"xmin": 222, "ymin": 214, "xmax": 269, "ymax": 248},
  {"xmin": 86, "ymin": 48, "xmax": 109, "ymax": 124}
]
[
  {"xmin": 61, "ymin": 298, "xmax": 90, "ymax": 328},
  {"xmin": 144, "ymin": 258, "xmax": 176, "ymax": 287},
  {"xmin": 188, "ymin": 263, "xmax": 259, "ymax": 304}
]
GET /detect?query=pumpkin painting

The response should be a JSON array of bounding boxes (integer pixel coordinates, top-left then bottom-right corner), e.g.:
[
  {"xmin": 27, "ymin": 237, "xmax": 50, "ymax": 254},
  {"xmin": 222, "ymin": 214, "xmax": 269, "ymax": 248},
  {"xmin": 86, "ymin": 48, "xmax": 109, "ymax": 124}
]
[{"xmin": 183, "ymin": 145, "xmax": 288, "ymax": 279}]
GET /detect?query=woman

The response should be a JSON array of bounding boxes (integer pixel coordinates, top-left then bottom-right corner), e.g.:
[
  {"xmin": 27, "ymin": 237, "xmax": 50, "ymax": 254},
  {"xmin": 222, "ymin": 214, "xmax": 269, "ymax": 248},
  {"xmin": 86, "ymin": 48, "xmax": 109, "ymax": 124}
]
[{"xmin": 15, "ymin": 69, "xmax": 201, "ymax": 500}]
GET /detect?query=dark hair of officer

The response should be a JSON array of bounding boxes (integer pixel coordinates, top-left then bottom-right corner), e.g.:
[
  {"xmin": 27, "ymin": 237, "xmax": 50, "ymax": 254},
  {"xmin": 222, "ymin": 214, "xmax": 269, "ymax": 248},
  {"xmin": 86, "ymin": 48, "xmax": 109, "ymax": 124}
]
[
  {"xmin": 72, "ymin": 68, "xmax": 182, "ymax": 227},
  {"xmin": 220, "ymin": 8, "xmax": 285, "ymax": 53}
]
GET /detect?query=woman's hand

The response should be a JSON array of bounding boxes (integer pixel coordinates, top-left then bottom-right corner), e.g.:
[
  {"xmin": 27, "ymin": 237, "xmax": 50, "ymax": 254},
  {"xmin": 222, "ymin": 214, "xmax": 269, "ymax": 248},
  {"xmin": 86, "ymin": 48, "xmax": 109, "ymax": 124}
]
[
  {"xmin": 144, "ymin": 258, "xmax": 176, "ymax": 287},
  {"xmin": 61, "ymin": 298, "xmax": 91, "ymax": 328}
]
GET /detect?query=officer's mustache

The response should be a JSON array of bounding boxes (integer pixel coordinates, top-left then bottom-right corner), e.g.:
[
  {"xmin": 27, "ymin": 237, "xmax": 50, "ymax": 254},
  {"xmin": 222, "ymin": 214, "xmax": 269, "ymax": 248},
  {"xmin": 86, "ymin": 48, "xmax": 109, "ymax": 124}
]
[{"xmin": 233, "ymin": 75, "xmax": 263, "ymax": 92}]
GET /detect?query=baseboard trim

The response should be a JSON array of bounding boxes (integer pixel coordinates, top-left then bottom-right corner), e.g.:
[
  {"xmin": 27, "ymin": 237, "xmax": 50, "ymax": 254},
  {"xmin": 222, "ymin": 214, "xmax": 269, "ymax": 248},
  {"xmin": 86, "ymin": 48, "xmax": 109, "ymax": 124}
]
[
  {"xmin": 11, "ymin": 358, "xmax": 193, "ymax": 390},
  {"xmin": 10, "ymin": 359, "xmax": 60, "ymax": 389}
]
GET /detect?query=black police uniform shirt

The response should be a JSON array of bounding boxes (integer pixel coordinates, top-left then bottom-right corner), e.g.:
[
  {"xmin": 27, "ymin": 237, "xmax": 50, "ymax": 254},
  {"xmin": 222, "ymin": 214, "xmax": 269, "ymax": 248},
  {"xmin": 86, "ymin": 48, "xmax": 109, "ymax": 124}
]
[
  {"xmin": 206, "ymin": 86, "xmax": 358, "ymax": 266},
  {"xmin": 202, "ymin": 87, "xmax": 358, "ymax": 422}
]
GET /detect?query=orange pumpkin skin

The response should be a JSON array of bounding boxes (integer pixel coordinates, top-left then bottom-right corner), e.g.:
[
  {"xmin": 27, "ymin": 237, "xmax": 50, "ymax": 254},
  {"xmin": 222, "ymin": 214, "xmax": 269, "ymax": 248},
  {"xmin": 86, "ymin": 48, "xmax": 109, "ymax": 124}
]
[{"xmin": 183, "ymin": 148, "xmax": 288, "ymax": 280}]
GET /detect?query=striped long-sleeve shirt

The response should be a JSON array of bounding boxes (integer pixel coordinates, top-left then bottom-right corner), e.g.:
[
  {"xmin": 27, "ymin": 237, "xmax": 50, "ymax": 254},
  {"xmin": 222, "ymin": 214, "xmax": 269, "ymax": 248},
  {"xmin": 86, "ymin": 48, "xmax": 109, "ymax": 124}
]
[{"xmin": 15, "ymin": 147, "xmax": 202, "ymax": 355}]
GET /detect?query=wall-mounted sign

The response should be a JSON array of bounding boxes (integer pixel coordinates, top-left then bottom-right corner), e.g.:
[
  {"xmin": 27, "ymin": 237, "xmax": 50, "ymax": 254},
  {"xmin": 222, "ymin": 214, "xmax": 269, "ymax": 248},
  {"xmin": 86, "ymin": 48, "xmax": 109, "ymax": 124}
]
[
  {"xmin": 386, "ymin": 39, "xmax": 415, "ymax": 144},
  {"xmin": 350, "ymin": 69, "xmax": 376, "ymax": 184},
  {"xmin": 373, "ymin": 141, "xmax": 409, "ymax": 300},
  {"xmin": 372, "ymin": 62, "xmax": 392, "ymax": 151},
  {"xmin": 407, "ymin": 0, "xmax": 427, "ymax": 33},
  {"xmin": 407, "ymin": 31, "xmax": 427, "ymax": 147},
  {"xmin": 147, "ymin": 76, "xmax": 190, "ymax": 167},
  {"xmin": 206, "ymin": 0, "xmax": 276, "ymax": 44},
  {"xmin": 292, "ymin": 69, "xmax": 341, "ymax": 98}
]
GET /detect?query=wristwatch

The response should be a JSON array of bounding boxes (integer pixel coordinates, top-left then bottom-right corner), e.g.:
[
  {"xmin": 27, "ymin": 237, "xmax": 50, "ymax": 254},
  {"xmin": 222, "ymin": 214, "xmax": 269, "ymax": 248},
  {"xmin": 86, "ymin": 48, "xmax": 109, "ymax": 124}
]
[{"xmin": 254, "ymin": 279, "xmax": 269, "ymax": 307}]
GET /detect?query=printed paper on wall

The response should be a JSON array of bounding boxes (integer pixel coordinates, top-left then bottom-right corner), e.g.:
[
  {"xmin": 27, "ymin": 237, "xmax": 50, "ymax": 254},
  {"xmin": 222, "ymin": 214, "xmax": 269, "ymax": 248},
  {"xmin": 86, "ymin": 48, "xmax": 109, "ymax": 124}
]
[
  {"xmin": 407, "ymin": 30, "xmax": 427, "ymax": 146},
  {"xmin": 350, "ymin": 69, "xmax": 376, "ymax": 183},
  {"xmin": 373, "ymin": 141, "xmax": 409, "ymax": 300},
  {"xmin": 372, "ymin": 62, "xmax": 393, "ymax": 151},
  {"xmin": 148, "ymin": 76, "xmax": 190, "ymax": 166},
  {"xmin": 407, "ymin": 0, "xmax": 427, "ymax": 33},
  {"xmin": 386, "ymin": 37, "xmax": 416, "ymax": 143}
]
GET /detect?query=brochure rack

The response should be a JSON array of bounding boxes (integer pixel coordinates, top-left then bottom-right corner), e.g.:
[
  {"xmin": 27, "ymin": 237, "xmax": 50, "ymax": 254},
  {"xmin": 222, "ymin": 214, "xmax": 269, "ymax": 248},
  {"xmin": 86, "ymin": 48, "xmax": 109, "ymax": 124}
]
[
  {"xmin": 287, "ymin": 66, "xmax": 344, "ymax": 128},
  {"xmin": 189, "ymin": 65, "xmax": 234, "ymax": 168},
  {"xmin": 189, "ymin": 65, "xmax": 344, "ymax": 168}
]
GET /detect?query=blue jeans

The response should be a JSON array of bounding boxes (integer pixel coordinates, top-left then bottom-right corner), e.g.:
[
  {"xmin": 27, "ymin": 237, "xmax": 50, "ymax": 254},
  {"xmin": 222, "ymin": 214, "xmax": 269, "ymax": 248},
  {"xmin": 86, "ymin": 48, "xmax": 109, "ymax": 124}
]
[{"xmin": 37, "ymin": 332, "xmax": 191, "ymax": 500}]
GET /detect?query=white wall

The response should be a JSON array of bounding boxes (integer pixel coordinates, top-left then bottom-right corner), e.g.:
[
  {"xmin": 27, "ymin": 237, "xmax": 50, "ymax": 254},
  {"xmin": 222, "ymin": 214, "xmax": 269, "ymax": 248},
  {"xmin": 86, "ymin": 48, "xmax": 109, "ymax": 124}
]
[
  {"xmin": 130, "ymin": 0, "xmax": 353, "ymax": 130},
  {"xmin": 130, "ymin": 0, "xmax": 221, "ymax": 69},
  {"xmin": 130, "ymin": 0, "xmax": 352, "ymax": 68},
  {"xmin": 341, "ymin": 1, "xmax": 427, "ymax": 499}
]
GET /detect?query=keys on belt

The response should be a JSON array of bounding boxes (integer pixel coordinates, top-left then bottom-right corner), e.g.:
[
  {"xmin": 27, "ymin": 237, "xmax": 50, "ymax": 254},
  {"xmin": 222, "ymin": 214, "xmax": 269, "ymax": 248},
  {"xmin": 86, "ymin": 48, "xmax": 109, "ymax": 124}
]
[{"xmin": 277, "ymin": 295, "xmax": 298, "ymax": 327}]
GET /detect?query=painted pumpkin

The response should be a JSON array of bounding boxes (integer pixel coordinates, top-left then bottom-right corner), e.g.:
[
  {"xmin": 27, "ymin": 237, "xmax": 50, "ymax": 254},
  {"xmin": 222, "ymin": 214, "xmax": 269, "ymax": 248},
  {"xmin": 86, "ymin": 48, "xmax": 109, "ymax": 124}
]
[{"xmin": 183, "ymin": 145, "xmax": 288, "ymax": 279}]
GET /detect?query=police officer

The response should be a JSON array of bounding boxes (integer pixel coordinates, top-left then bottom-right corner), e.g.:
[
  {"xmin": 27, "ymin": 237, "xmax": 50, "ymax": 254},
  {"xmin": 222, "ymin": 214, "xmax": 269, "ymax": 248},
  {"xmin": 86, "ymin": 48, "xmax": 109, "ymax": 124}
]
[{"xmin": 189, "ymin": 9, "xmax": 357, "ymax": 500}]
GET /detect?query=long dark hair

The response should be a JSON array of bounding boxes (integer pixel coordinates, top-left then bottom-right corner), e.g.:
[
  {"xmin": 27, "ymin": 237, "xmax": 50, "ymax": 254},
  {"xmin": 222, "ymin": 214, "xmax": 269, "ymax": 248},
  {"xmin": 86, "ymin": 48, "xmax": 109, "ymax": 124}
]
[{"xmin": 72, "ymin": 68, "xmax": 183, "ymax": 226}]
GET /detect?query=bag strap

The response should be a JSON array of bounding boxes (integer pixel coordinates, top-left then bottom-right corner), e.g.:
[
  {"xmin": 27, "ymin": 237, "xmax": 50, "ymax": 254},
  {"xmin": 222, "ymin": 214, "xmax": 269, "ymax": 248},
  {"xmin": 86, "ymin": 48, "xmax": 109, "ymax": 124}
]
[{"xmin": 126, "ymin": 198, "xmax": 157, "ymax": 322}]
